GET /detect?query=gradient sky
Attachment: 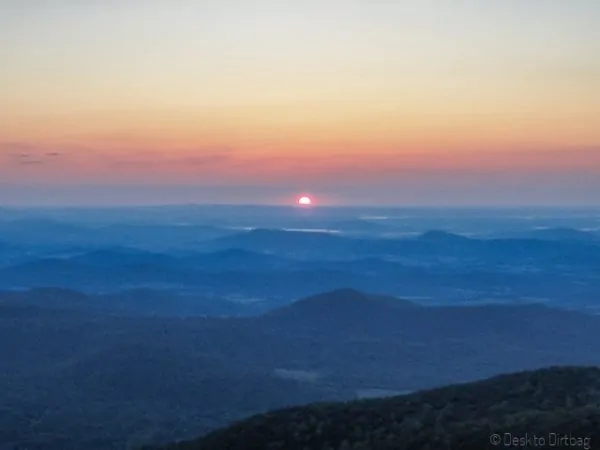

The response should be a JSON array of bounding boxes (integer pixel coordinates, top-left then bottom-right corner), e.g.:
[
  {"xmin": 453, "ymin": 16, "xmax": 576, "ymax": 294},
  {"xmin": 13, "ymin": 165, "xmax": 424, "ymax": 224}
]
[{"xmin": 1, "ymin": 0, "xmax": 599, "ymax": 206}]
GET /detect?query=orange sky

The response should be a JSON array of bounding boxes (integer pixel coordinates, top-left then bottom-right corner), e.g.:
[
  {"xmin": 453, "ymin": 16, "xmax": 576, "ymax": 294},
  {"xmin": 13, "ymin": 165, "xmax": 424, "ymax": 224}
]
[{"xmin": 1, "ymin": 1, "xmax": 599, "ymax": 205}]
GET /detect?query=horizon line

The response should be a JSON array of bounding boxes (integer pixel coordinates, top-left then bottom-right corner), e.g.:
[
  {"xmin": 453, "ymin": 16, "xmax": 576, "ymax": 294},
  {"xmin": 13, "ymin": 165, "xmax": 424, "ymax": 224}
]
[{"xmin": 2, "ymin": 203, "xmax": 600, "ymax": 210}]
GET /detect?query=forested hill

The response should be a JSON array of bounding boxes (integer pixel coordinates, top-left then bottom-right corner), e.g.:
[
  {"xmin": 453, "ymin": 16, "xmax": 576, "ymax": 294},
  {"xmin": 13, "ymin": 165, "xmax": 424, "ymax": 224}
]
[{"xmin": 155, "ymin": 366, "xmax": 600, "ymax": 450}]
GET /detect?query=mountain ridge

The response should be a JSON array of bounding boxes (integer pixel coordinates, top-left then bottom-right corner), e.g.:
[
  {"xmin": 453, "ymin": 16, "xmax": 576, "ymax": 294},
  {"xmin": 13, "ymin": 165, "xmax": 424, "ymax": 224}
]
[{"xmin": 154, "ymin": 366, "xmax": 600, "ymax": 450}]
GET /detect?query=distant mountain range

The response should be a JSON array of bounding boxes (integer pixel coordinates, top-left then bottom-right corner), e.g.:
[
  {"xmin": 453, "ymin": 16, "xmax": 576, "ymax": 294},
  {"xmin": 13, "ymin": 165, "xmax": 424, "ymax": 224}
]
[
  {"xmin": 506, "ymin": 226, "xmax": 600, "ymax": 243},
  {"xmin": 2, "ymin": 227, "xmax": 600, "ymax": 311},
  {"xmin": 0, "ymin": 219, "xmax": 232, "ymax": 251},
  {"xmin": 2, "ymin": 220, "xmax": 597, "ymax": 259},
  {"xmin": 196, "ymin": 229, "xmax": 600, "ymax": 272},
  {"xmin": 3, "ymin": 208, "xmax": 600, "ymax": 448}
]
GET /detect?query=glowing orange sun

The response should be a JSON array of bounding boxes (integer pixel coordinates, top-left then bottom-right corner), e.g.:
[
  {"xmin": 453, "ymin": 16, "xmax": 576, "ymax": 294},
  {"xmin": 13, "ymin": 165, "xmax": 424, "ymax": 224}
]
[{"xmin": 298, "ymin": 196, "xmax": 313, "ymax": 206}]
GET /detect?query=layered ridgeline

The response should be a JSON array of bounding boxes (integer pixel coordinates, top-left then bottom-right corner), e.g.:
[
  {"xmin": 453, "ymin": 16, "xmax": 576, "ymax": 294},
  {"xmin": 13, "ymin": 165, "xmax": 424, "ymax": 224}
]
[
  {"xmin": 3, "ymin": 287, "xmax": 600, "ymax": 448},
  {"xmin": 2, "ymin": 226, "xmax": 600, "ymax": 312},
  {"xmin": 153, "ymin": 367, "xmax": 600, "ymax": 450}
]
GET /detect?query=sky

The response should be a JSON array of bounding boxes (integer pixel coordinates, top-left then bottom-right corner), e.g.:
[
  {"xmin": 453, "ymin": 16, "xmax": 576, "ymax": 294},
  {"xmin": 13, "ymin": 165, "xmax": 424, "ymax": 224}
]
[{"xmin": 1, "ymin": 0, "xmax": 599, "ymax": 206}]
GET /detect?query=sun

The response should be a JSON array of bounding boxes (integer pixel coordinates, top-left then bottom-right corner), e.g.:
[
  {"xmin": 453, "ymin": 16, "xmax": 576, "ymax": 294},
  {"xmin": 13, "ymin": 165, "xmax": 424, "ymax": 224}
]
[{"xmin": 297, "ymin": 196, "xmax": 313, "ymax": 206}]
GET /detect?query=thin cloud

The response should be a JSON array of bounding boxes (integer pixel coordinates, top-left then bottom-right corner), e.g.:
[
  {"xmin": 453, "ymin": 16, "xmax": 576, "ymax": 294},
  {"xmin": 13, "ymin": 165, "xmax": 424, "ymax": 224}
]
[{"xmin": 0, "ymin": 142, "xmax": 65, "ymax": 167}]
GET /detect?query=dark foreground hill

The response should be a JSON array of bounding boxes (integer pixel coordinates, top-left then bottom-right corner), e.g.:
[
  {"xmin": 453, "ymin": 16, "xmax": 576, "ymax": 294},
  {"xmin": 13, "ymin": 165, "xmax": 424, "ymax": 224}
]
[{"xmin": 156, "ymin": 366, "xmax": 600, "ymax": 450}]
